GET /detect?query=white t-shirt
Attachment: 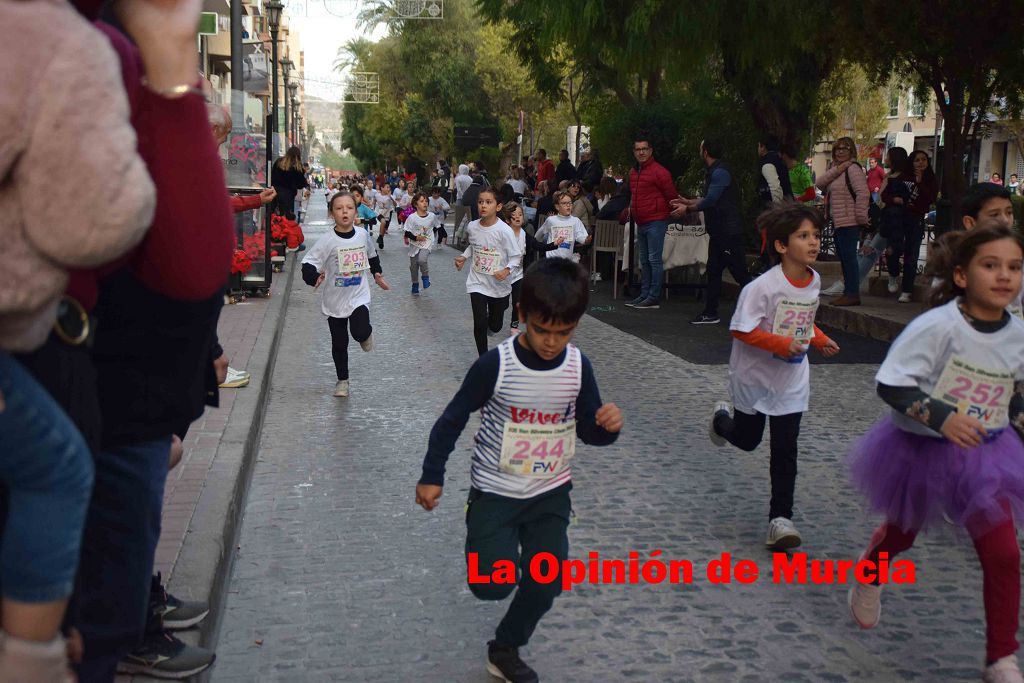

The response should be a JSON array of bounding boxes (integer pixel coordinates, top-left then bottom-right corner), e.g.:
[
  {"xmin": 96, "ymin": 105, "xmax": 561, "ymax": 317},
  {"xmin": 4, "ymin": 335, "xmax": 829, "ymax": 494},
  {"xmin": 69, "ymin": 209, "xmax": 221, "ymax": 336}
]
[
  {"xmin": 405, "ymin": 212, "xmax": 436, "ymax": 256},
  {"xmin": 536, "ymin": 214, "xmax": 589, "ymax": 259},
  {"xmin": 728, "ymin": 265, "xmax": 822, "ymax": 415},
  {"xmin": 301, "ymin": 227, "xmax": 378, "ymax": 319},
  {"xmin": 508, "ymin": 178, "xmax": 528, "ymax": 195},
  {"xmin": 877, "ymin": 298, "xmax": 1024, "ymax": 435},
  {"xmin": 375, "ymin": 192, "xmax": 395, "ymax": 213},
  {"xmin": 463, "ymin": 219, "xmax": 523, "ymax": 298},
  {"xmin": 509, "ymin": 227, "xmax": 528, "ymax": 284},
  {"xmin": 429, "ymin": 196, "xmax": 450, "ymax": 219},
  {"xmin": 393, "ymin": 188, "xmax": 409, "ymax": 206}
]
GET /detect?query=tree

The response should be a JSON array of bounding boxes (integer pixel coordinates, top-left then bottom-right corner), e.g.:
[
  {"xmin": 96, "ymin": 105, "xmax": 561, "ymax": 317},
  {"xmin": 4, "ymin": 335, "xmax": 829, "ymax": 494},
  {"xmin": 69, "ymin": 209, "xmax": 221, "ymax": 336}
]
[
  {"xmin": 815, "ymin": 63, "xmax": 889, "ymax": 155},
  {"xmin": 840, "ymin": 0, "xmax": 1024, "ymax": 224}
]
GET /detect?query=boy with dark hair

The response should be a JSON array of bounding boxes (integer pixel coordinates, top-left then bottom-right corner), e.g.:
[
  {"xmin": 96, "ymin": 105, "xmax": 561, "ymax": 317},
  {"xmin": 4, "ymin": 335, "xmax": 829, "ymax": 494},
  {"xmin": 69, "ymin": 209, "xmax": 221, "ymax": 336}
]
[
  {"xmin": 962, "ymin": 182, "xmax": 1014, "ymax": 231},
  {"xmin": 416, "ymin": 258, "xmax": 623, "ymax": 683},
  {"xmin": 709, "ymin": 203, "xmax": 839, "ymax": 549}
]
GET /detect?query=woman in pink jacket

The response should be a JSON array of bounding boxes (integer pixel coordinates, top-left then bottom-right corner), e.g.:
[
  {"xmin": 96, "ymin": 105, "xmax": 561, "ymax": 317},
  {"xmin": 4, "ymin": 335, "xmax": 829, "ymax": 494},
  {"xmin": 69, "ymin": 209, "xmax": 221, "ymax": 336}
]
[{"xmin": 817, "ymin": 137, "xmax": 869, "ymax": 306}]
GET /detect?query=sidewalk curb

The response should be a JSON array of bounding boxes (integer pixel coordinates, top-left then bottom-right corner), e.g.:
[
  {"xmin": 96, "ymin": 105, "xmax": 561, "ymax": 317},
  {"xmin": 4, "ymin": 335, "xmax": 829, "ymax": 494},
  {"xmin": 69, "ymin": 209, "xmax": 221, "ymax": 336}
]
[
  {"xmin": 163, "ymin": 256, "xmax": 297, "ymax": 681},
  {"xmin": 816, "ymin": 303, "xmax": 908, "ymax": 343}
]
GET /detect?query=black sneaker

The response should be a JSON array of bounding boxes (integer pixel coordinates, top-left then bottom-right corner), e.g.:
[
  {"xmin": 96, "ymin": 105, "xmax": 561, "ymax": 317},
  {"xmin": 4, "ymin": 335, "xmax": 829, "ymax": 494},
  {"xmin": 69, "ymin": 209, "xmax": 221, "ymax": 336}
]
[
  {"xmin": 486, "ymin": 640, "xmax": 538, "ymax": 683},
  {"xmin": 116, "ymin": 631, "xmax": 215, "ymax": 680},
  {"xmin": 633, "ymin": 298, "xmax": 660, "ymax": 309},
  {"xmin": 151, "ymin": 573, "xmax": 209, "ymax": 630},
  {"xmin": 690, "ymin": 313, "xmax": 721, "ymax": 325}
]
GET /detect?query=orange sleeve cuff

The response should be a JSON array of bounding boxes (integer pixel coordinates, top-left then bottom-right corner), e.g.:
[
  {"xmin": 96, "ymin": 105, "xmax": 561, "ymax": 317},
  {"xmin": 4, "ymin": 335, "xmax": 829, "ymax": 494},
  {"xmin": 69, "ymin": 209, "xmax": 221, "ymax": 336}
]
[
  {"xmin": 809, "ymin": 324, "xmax": 832, "ymax": 350},
  {"xmin": 732, "ymin": 329, "xmax": 792, "ymax": 356}
]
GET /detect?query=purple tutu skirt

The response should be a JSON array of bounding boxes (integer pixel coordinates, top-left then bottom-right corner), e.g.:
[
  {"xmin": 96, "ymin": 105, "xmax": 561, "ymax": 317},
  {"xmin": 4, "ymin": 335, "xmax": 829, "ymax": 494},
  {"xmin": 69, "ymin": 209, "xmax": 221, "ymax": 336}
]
[{"xmin": 849, "ymin": 416, "xmax": 1024, "ymax": 534}]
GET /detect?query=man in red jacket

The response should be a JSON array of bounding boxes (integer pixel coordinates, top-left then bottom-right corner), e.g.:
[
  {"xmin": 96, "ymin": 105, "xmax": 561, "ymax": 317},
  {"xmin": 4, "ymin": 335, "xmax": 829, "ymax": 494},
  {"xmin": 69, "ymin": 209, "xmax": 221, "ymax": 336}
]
[
  {"xmin": 626, "ymin": 136, "xmax": 681, "ymax": 309},
  {"xmin": 535, "ymin": 149, "xmax": 555, "ymax": 187}
]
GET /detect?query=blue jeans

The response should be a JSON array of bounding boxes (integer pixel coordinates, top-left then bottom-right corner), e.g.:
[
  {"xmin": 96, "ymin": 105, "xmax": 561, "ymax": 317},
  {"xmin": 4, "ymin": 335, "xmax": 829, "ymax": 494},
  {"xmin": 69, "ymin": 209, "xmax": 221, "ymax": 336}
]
[
  {"xmin": 75, "ymin": 437, "xmax": 171, "ymax": 683},
  {"xmin": 0, "ymin": 352, "xmax": 94, "ymax": 603},
  {"xmin": 835, "ymin": 226, "xmax": 862, "ymax": 297},
  {"xmin": 857, "ymin": 233, "xmax": 887, "ymax": 289},
  {"xmin": 636, "ymin": 220, "xmax": 669, "ymax": 301}
]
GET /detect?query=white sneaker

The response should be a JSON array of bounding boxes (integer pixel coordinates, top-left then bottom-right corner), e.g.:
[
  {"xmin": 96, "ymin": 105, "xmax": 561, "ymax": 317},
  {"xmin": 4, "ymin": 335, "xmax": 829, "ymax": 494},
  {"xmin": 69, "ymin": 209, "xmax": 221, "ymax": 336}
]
[
  {"xmin": 848, "ymin": 580, "xmax": 882, "ymax": 629},
  {"xmin": 360, "ymin": 334, "xmax": 374, "ymax": 352},
  {"xmin": 898, "ymin": 292, "xmax": 913, "ymax": 303},
  {"xmin": 887, "ymin": 275, "xmax": 899, "ymax": 293},
  {"xmin": 709, "ymin": 401, "xmax": 730, "ymax": 447},
  {"xmin": 219, "ymin": 368, "xmax": 250, "ymax": 389},
  {"xmin": 822, "ymin": 281, "xmax": 845, "ymax": 296},
  {"xmin": 984, "ymin": 655, "xmax": 1024, "ymax": 683},
  {"xmin": 333, "ymin": 380, "xmax": 349, "ymax": 397},
  {"xmin": 765, "ymin": 517, "xmax": 802, "ymax": 549}
]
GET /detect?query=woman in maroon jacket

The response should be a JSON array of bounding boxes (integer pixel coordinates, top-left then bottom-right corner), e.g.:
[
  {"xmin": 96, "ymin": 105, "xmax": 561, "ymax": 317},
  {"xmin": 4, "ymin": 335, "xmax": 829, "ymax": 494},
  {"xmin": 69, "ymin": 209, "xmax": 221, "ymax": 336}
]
[{"xmin": 887, "ymin": 150, "xmax": 939, "ymax": 303}]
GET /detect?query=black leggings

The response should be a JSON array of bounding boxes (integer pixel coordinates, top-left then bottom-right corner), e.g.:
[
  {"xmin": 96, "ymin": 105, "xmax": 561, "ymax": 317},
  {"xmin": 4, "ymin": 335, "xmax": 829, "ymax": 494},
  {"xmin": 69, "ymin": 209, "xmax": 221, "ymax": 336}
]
[
  {"xmin": 327, "ymin": 307, "xmax": 372, "ymax": 380},
  {"xmin": 713, "ymin": 409, "xmax": 802, "ymax": 520},
  {"xmin": 510, "ymin": 279, "xmax": 523, "ymax": 326},
  {"xmin": 470, "ymin": 292, "xmax": 509, "ymax": 356}
]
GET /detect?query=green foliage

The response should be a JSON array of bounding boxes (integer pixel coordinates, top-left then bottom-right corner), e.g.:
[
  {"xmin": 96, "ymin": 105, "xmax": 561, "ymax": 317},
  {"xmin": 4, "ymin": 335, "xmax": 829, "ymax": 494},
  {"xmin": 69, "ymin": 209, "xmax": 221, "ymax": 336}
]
[
  {"xmin": 320, "ymin": 144, "xmax": 360, "ymax": 172},
  {"xmin": 815, "ymin": 63, "xmax": 889, "ymax": 156},
  {"xmin": 338, "ymin": 0, "xmax": 562, "ymax": 170}
]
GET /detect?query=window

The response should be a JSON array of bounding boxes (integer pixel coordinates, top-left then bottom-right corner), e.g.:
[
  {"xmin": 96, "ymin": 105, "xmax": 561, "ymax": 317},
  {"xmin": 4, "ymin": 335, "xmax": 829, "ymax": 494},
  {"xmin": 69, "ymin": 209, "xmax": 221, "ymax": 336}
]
[
  {"xmin": 887, "ymin": 89, "xmax": 900, "ymax": 118},
  {"xmin": 908, "ymin": 89, "xmax": 926, "ymax": 118}
]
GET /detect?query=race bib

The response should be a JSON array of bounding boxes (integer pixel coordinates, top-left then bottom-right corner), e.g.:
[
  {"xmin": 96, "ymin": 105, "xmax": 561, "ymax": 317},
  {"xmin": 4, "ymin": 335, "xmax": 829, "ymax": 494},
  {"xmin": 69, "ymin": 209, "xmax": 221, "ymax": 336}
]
[
  {"xmin": 337, "ymin": 246, "xmax": 368, "ymax": 277},
  {"xmin": 499, "ymin": 421, "xmax": 576, "ymax": 478},
  {"xmin": 771, "ymin": 299, "xmax": 817, "ymax": 363},
  {"xmin": 772, "ymin": 299, "xmax": 818, "ymax": 342},
  {"xmin": 931, "ymin": 356, "xmax": 1013, "ymax": 430},
  {"xmin": 472, "ymin": 246, "xmax": 501, "ymax": 275},
  {"xmin": 554, "ymin": 226, "xmax": 574, "ymax": 250}
]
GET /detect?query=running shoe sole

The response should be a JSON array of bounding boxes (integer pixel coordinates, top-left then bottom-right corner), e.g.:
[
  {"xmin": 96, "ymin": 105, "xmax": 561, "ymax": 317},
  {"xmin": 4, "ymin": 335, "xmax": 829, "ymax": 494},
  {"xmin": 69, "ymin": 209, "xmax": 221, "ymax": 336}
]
[
  {"xmin": 766, "ymin": 533, "xmax": 802, "ymax": 550},
  {"xmin": 847, "ymin": 583, "xmax": 881, "ymax": 629},
  {"xmin": 163, "ymin": 607, "xmax": 210, "ymax": 630},
  {"xmin": 116, "ymin": 658, "xmax": 215, "ymax": 680}
]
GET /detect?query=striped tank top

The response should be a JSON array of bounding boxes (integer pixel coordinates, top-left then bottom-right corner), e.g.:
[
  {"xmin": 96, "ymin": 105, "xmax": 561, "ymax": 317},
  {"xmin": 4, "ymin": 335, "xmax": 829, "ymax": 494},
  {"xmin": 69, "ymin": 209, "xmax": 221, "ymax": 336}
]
[{"xmin": 472, "ymin": 336, "xmax": 582, "ymax": 499}]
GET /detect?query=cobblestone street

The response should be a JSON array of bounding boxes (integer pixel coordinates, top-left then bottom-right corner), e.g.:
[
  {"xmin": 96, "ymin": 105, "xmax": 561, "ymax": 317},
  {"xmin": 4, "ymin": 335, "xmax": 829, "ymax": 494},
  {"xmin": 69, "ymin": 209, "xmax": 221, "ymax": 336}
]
[{"xmin": 210, "ymin": 200, "xmax": 1001, "ymax": 682}]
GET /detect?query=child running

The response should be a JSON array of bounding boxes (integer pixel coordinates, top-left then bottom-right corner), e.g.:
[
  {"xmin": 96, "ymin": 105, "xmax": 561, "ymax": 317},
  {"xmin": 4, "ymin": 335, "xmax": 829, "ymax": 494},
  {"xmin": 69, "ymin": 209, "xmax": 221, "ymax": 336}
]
[
  {"xmin": 848, "ymin": 226, "xmax": 1024, "ymax": 683},
  {"xmin": 429, "ymin": 186, "xmax": 451, "ymax": 247},
  {"xmin": 501, "ymin": 200, "xmax": 562, "ymax": 332},
  {"xmin": 415, "ymin": 258, "xmax": 623, "ymax": 683},
  {"xmin": 535, "ymin": 190, "xmax": 591, "ymax": 260},
  {"xmin": 709, "ymin": 204, "xmax": 840, "ymax": 548},
  {"xmin": 455, "ymin": 188, "xmax": 523, "ymax": 355},
  {"xmin": 373, "ymin": 179, "xmax": 395, "ymax": 249},
  {"xmin": 350, "ymin": 185, "xmax": 379, "ymax": 237},
  {"xmin": 301, "ymin": 192, "xmax": 390, "ymax": 397},
  {"xmin": 404, "ymin": 192, "xmax": 435, "ymax": 294}
]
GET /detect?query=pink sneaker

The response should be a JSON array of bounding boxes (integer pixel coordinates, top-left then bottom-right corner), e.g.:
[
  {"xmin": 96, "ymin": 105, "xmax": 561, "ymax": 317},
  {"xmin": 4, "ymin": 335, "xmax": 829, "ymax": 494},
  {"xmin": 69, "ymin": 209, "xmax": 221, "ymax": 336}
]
[
  {"xmin": 984, "ymin": 655, "xmax": 1024, "ymax": 683},
  {"xmin": 848, "ymin": 580, "xmax": 882, "ymax": 629}
]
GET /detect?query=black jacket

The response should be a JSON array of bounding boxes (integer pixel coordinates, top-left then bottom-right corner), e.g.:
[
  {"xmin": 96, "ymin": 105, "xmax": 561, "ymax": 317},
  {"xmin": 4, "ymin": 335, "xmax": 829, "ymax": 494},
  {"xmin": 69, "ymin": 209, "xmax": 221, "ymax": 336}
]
[
  {"xmin": 756, "ymin": 151, "xmax": 793, "ymax": 206},
  {"xmin": 556, "ymin": 160, "xmax": 576, "ymax": 185},
  {"xmin": 702, "ymin": 160, "xmax": 744, "ymax": 237}
]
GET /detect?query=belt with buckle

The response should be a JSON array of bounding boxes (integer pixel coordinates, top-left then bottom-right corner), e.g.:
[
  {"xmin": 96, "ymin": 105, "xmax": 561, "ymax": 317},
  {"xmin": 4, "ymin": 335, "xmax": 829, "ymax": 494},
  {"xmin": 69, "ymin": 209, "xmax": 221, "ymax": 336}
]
[{"xmin": 53, "ymin": 296, "xmax": 94, "ymax": 347}]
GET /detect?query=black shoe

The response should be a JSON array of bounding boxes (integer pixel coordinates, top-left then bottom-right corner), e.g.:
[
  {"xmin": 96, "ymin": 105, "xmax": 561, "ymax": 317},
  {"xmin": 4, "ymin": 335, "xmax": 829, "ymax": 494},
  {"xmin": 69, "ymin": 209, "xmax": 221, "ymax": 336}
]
[
  {"xmin": 633, "ymin": 298, "xmax": 660, "ymax": 309},
  {"xmin": 690, "ymin": 313, "xmax": 720, "ymax": 325},
  {"xmin": 486, "ymin": 640, "xmax": 538, "ymax": 683},
  {"xmin": 151, "ymin": 573, "xmax": 209, "ymax": 630},
  {"xmin": 116, "ymin": 631, "xmax": 215, "ymax": 680}
]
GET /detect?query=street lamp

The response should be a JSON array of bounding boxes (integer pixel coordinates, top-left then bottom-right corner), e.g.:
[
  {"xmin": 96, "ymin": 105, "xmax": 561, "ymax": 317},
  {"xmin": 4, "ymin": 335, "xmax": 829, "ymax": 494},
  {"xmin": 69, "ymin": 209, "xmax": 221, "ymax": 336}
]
[
  {"xmin": 281, "ymin": 57, "xmax": 293, "ymax": 147},
  {"xmin": 288, "ymin": 83, "xmax": 299, "ymax": 145},
  {"xmin": 265, "ymin": 0, "xmax": 284, "ymax": 166}
]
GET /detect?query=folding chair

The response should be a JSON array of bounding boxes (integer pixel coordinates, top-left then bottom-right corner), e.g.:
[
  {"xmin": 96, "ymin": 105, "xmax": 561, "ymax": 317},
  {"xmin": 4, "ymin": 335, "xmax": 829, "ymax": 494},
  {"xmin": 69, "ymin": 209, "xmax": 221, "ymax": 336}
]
[{"xmin": 590, "ymin": 219, "xmax": 626, "ymax": 300}]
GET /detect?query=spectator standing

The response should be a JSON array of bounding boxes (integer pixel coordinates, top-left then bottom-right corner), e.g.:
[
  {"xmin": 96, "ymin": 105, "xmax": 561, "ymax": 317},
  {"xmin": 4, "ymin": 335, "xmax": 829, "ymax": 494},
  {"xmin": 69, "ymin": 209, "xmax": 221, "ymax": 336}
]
[
  {"xmin": 625, "ymin": 135, "xmax": 680, "ymax": 309},
  {"xmin": 507, "ymin": 167, "xmax": 528, "ymax": 197},
  {"xmin": 555, "ymin": 149, "xmax": 576, "ymax": 185},
  {"xmin": 781, "ymin": 145, "xmax": 815, "ymax": 203},
  {"xmin": 576, "ymin": 148, "xmax": 604, "ymax": 188},
  {"xmin": 1009, "ymin": 173, "xmax": 1020, "ymax": 196},
  {"xmin": 675, "ymin": 138, "xmax": 751, "ymax": 324},
  {"xmin": 270, "ymin": 146, "xmax": 308, "ymax": 218},
  {"xmin": 816, "ymin": 137, "xmax": 869, "ymax": 306},
  {"xmin": 535, "ymin": 149, "xmax": 555, "ymax": 187},
  {"xmin": 990, "ymin": 172, "xmax": 1004, "ymax": 186},
  {"xmin": 887, "ymin": 150, "xmax": 939, "ymax": 303},
  {"xmin": 757, "ymin": 135, "xmax": 794, "ymax": 206},
  {"xmin": 866, "ymin": 156, "xmax": 886, "ymax": 202},
  {"xmin": 461, "ymin": 174, "xmax": 485, "ymax": 222}
]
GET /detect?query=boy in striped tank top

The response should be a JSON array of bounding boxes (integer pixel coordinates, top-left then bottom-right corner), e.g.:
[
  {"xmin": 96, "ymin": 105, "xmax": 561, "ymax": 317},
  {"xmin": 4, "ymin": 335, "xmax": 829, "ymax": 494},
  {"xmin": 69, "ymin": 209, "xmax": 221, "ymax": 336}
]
[{"xmin": 416, "ymin": 258, "xmax": 622, "ymax": 683}]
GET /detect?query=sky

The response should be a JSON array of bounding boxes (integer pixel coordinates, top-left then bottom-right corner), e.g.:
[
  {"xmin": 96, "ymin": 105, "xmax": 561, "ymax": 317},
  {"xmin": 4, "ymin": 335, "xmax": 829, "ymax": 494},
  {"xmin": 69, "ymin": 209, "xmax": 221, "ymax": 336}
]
[{"xmin": 285, "ymin": 0, "xmax": 388, "ymax": 103}]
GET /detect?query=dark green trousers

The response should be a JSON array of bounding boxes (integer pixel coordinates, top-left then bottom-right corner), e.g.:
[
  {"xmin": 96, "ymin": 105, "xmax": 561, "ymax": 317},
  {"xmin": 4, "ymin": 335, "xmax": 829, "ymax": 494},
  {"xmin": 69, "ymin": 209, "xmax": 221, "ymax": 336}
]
[{"xmin": 465, "ymin": 482, "xmax": 572, "ymax": 647}]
